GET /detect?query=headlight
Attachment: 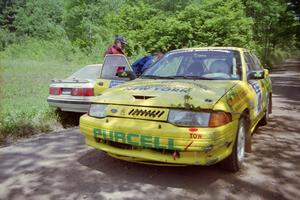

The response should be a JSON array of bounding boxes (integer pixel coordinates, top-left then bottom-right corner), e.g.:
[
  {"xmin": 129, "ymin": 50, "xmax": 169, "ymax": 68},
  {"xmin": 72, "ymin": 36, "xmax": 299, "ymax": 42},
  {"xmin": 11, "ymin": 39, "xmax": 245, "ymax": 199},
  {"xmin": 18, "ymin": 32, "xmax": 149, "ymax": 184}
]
[
  {"xmin": 168, "ymin": 109, "xmax": 210, "ymax": 127},
  {"xmin": 88, "ymin": 104, "xmax": 107, "ymax": 118},
  {"xmin": 168, "ymin": 110, "xmax": 232, "ymax": 127}
]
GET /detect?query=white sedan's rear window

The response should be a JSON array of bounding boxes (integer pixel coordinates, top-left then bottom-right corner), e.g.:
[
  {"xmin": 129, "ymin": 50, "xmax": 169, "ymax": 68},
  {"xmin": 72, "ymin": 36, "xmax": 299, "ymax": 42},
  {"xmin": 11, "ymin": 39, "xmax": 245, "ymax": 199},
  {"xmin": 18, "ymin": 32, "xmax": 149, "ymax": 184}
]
[{"xmin": 68, "ymin": 65, "xmax": 102, "ymax": 80}]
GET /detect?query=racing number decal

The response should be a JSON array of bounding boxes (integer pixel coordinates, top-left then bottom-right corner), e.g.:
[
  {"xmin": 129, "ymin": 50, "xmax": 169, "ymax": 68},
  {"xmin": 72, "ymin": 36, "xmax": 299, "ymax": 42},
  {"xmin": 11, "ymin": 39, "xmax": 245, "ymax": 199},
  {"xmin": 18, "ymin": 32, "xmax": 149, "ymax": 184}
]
[{"xmin": 249, "ymin": 80, "xmax": 263, "ymax": 116}]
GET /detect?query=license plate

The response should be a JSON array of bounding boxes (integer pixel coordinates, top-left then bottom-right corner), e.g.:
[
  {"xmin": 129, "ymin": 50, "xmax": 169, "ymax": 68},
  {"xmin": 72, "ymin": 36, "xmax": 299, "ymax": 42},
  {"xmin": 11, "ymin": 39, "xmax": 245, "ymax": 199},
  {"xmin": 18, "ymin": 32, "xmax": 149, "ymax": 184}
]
[{"xmin": 62, "ymin": 88, "xmax": 72, "ymax": 95}]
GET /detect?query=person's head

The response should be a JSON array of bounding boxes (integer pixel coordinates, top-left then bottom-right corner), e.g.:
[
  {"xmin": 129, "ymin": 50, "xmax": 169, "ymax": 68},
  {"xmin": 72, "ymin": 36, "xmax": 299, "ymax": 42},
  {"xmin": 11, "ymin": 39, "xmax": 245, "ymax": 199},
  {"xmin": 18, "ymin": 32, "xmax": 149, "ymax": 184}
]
[
  {"xmin": 114, "ymin": 35, "xmax": 128, "ymax": 49},
  {"xmin": 154, "ymin": 51, "xmax": 163, "ymax": 60}
]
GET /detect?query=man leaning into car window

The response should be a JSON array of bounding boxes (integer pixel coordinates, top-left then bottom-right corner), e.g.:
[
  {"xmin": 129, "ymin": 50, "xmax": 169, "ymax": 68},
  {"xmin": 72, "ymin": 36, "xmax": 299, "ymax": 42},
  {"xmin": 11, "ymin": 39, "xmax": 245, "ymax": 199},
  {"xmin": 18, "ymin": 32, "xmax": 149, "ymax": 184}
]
[
  {"xmin": 131, "ymin": 51, "xmax": 164, "ymax": 76},
  {"xmin": 104, "ymin": 35, "xmax": 127, "ymax": 57}
]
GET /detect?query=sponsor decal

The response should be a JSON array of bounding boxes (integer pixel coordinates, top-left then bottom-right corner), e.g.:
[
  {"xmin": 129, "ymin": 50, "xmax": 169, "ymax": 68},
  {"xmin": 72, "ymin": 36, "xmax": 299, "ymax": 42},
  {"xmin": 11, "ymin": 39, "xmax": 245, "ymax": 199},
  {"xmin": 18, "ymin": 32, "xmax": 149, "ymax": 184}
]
[
  {"xmin": 127, "ymin": 85, "xmax": 191, "ymax": 93},
  {"xmin": 184, "ymin": 141, "xmax": 194, "ymax": 151},
  {"xmin": 227, "ymin": 89, "xmax": 247, "ymax": 108},
  {"xmin": 188, "ymin": 128, "xmax": 198, "ymax": 132},
  {"xmin": 93, "ymin": 128, "xmax": 180, "ymax": 150},
  {"xmin": 109, "ymin": 80, "xmax": 125, "ymax": 88},
  {"xmin": 152, "ymin": 81, "xmax": 208, "ymax": 90},
  {"xmin": 249, "ymin": 80, "xmax": 263, "ymax": 115},
  {"xmin": 190, "ymin": 133, "xmax": 202, "ymax": 139}
]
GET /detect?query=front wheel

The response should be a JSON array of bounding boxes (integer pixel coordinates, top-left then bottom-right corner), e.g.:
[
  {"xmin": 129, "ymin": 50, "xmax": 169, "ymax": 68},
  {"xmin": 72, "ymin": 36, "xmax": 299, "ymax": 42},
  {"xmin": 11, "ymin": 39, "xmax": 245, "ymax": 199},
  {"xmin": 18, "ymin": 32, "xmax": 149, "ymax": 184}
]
[{"xmin": 219, "ymin": 118, "xmax": 247, "ymax": 172}]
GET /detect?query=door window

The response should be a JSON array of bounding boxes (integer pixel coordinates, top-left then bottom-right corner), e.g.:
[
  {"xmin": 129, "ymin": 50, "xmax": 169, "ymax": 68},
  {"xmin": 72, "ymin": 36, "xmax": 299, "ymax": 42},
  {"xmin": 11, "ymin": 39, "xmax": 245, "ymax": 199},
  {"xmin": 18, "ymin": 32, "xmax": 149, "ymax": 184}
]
[
  {"xmin": 250, "ymin": 53, "xmax": 264, "ymax": 70},
  {"xmin": 101, "ymin": 55, "xmax": 131, "ymax": 79},
  {"xmin": 244, "ymin": 52, "xmax": 256, "ymax": 74}
]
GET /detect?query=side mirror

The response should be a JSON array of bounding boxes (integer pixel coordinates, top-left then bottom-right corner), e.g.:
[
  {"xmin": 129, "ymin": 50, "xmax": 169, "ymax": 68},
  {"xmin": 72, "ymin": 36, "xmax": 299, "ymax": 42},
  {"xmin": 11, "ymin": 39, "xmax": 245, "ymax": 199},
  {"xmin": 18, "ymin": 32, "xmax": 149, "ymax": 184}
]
[
  {"xmin": 248, "ymin": 70, "xmax": 265, "ymax": 80},
  {"xmin": 264, "ymin": 69, "xmax": 269, "ymax": 77},
  {"xmin": 117, "ymin": 70, "xmax": 137, "ymax": 80}
]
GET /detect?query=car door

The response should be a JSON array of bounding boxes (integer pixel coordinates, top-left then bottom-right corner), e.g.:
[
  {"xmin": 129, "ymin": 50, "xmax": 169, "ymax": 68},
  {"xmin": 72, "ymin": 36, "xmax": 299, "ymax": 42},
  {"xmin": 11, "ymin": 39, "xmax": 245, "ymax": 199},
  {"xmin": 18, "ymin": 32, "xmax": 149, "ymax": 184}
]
[
  {"xmin": 94, "ymin": 54, "xmax": 133, "ymax": 95},
  {"xmin": 250, "ymin": 52, "xmax": 271, "ymax": 113},
  {"xmin": 244, "ymin": 51, "xmax": 266, "ymax": 125}
]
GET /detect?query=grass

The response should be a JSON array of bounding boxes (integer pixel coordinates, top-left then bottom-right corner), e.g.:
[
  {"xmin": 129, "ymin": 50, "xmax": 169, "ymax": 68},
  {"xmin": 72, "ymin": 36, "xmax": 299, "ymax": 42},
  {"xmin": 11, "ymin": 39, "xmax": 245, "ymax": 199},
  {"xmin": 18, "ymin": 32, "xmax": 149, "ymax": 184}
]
[
  {"xmin": 0, "ymin": 39, "xmax": 105, "ymax": 144},
  {"xmin": 0, "ymin": 59, "xmax": 84, "ymax": 143},
  {"xmin": 0, "ymin": 38, "xmax": 149, "ymax": 144}
]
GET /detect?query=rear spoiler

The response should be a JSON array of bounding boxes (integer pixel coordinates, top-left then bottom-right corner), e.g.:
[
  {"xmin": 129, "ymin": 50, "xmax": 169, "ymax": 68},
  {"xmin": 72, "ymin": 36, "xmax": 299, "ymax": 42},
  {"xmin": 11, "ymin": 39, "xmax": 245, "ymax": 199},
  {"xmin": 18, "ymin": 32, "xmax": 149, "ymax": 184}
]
[{"xmin": 51, "ymin": 79, "xmax": 90, "ymax": 83}]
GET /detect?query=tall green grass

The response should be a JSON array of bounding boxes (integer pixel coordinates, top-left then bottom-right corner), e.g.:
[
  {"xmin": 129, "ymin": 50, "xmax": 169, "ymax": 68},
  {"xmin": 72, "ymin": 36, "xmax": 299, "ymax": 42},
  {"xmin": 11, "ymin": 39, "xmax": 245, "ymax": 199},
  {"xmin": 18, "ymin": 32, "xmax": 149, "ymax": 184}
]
[{"xmin": 0, "ymin": 39, "xmax": 105, "ymax": 143}]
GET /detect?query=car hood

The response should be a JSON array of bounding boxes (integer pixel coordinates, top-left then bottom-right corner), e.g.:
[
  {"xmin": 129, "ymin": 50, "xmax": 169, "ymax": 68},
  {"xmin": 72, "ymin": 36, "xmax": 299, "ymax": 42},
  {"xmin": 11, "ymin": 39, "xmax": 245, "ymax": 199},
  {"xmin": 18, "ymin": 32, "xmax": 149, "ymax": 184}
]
[{"xmin": 93, "ymin": 79, "xmax": 238, "ymax": 110}]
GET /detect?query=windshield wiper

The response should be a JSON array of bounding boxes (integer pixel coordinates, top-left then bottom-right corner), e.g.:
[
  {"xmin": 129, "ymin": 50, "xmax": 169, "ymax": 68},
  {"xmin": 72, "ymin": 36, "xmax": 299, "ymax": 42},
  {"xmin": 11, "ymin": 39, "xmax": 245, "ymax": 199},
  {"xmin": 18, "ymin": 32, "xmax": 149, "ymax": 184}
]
[
  {"xmin": 169, "ymin": 75, "xmax": 216, "ymax": 80},
  {"xmin": 141, "ymin": 75, "xmax": 175, "ymax": 79}
]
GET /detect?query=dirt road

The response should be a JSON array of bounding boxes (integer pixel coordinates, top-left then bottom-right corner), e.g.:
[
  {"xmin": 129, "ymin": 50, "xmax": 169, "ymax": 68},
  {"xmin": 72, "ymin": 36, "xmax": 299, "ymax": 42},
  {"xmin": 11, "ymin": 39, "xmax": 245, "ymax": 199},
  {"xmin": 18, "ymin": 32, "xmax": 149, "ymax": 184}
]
[{"xmin": 0, "ymin": 60, "xmax": 299, "ymax": 200}]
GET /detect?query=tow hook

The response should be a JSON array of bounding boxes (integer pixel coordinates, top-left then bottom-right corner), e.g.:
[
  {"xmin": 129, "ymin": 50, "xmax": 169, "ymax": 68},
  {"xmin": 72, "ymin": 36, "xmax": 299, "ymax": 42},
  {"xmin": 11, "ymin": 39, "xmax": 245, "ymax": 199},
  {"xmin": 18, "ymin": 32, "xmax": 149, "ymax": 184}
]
[{"xmin": 172, "ymin": 151, "xmax": 180, "ymax": 160}]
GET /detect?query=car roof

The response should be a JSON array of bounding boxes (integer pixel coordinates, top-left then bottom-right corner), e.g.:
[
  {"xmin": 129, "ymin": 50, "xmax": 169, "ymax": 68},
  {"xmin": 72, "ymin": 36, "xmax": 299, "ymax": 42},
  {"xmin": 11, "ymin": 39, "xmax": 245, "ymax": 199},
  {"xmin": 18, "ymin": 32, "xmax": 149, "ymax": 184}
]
[
  {"xmin": 85, "ymin": 64, "xmax": 102, "ymax": 67},
  {"xmin": 169, "ymin": 47, "xmax": 247, "ymax": 53}
]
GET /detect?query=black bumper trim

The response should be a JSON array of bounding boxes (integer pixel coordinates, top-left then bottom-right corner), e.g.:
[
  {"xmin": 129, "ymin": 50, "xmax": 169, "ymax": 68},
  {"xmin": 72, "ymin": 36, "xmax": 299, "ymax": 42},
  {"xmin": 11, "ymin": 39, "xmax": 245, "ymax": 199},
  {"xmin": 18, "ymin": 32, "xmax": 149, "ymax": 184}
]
[{"xmin": 47, "ymin": 99, "xmax": 91, "ymax": 105}]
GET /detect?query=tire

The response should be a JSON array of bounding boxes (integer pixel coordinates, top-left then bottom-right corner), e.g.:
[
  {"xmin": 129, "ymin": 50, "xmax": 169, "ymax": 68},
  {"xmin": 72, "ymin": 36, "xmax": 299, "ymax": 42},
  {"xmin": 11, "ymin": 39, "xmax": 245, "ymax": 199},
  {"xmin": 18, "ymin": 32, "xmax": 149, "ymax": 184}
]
[
  {"xmin": 219, "ymin": 118, "xmax": 247, "ymax": 172},
  {"xmin": 259, "ymin": 96, "xmax": 271, "ymax": 126}
]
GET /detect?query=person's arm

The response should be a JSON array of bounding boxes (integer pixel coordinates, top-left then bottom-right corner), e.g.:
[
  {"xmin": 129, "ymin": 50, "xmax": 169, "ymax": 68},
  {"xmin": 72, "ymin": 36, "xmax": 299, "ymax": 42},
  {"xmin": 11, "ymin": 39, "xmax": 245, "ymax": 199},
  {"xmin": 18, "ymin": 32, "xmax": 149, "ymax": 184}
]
[
  {"xmin": 131, "ymin": 57, "xmax": 146, "ymax": 76},
  {"xmin": 141, "ymin": 56, "xmax": 155, "ymax": 74}
]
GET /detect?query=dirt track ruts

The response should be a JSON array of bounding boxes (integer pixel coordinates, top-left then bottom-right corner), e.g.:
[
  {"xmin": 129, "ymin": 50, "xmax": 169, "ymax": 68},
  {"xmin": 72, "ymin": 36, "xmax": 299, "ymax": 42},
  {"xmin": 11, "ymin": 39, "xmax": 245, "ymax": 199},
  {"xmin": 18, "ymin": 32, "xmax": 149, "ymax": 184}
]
[{"xmin": 0, "ymin": 59, "xmax": 300, "ymax": 200}]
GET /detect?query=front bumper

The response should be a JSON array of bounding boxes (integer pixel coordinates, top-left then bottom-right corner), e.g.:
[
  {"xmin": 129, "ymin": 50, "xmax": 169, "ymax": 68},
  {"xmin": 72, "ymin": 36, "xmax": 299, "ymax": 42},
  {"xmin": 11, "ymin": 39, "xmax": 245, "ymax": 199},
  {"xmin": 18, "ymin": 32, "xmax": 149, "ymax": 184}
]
[
  {"xmin": 80, "ymin": 115, "xmax": 239, "ymax": 166},
  {"xmin": 47, "ymin": 97, "xmax": 91, "ymax": 113}
]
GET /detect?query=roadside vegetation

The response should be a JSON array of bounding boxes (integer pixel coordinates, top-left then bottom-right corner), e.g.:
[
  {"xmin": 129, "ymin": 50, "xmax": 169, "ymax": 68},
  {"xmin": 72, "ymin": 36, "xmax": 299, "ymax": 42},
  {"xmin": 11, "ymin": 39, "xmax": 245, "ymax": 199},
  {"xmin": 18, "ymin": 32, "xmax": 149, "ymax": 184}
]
[{"xmin": 0, "ymin": 0, "xmax": 299, "ymax": 143}]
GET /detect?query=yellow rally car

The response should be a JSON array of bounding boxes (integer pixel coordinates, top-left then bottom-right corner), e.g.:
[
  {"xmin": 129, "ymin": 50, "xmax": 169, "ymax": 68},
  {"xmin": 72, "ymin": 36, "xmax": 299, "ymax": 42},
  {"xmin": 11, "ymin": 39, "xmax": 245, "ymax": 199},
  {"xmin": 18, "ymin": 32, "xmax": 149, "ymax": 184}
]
[{"xmin": 80, "ymin": 47, "xmax": 272, "ymax": 172}]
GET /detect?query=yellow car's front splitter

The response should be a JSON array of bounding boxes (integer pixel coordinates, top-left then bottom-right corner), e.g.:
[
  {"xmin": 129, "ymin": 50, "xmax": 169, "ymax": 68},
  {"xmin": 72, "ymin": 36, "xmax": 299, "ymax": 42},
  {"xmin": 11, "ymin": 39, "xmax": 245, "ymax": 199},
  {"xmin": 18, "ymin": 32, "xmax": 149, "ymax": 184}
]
[{"xmin": 80, "ymin": 114, "xmax": 239, "ymax": 166}]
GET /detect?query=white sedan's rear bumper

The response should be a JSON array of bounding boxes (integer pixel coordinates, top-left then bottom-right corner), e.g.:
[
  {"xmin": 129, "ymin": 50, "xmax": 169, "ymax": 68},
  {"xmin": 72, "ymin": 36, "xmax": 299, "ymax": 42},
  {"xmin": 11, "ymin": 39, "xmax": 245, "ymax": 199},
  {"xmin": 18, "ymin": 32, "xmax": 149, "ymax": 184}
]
[{"xmin": 47, "ymin": 97, "xmax": 92, "ymax": 113}]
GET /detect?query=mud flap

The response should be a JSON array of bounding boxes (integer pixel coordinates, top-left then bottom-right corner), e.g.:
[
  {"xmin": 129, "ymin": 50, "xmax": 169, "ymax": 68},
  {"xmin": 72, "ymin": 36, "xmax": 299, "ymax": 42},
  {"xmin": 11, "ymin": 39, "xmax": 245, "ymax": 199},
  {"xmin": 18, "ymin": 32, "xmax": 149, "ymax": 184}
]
[{"xmin": 245, "ymin": 127, "xmax": 252, "ymax": 153}]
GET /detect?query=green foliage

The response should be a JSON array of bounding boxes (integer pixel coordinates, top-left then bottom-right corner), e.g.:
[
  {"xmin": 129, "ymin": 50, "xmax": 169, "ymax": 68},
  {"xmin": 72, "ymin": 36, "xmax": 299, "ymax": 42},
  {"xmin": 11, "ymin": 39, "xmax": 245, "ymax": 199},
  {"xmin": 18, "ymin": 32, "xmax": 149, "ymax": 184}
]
[
  {"xmin": 1, "ymin": 0, "xmax": 298, "ymax": 57},
  {"xmin": 178, "ymin": 0, "xmax": 254, "ymax": 47},
  {"xmin": 14, "ymin": 0, "xmax": 65, "ymax": 39},
  {"xmin": 63, "ymin": 0, "xmax": 124, "ymax": 49},
  {"xmin": 126, "ymin": 0, "xmax": 193, "ymax": 13},
  {"xmin": 111, "ymin": 0, "xmax": 254, "ymax": 54},
  {"xmin": 242, "ymin": 0, "xmax": 299, "ymax": 63}
]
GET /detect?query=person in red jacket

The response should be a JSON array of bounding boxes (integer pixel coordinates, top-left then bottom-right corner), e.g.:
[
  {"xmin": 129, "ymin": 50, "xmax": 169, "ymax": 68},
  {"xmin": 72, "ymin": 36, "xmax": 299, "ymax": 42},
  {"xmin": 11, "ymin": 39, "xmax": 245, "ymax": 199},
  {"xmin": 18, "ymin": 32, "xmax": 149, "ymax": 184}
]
[{"xmin": 104, "ymin": 35, "xmax": 128, "ymax": 56}]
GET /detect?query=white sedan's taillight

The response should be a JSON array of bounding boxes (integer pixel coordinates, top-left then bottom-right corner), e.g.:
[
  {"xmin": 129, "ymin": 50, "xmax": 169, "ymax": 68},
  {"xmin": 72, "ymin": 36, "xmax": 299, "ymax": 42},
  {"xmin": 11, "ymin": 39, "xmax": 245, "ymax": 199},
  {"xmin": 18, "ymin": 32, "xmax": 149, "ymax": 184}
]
[
  {"xmin": 49, "ymin": 87, "xmax": 62, "ymax": 95},
  {"xmin": 71, "ymin": 88, "xmax": 94, "ymax": 96}
]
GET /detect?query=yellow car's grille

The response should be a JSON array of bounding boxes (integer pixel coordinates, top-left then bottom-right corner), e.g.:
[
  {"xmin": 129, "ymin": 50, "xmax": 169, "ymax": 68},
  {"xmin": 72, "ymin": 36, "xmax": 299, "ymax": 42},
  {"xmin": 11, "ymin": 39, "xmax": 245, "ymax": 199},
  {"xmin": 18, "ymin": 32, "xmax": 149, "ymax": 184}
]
[
  {"xmin": 106, "ymin": 105, "xmax": 169, "ymax": 121},
  {"xmin": 128, "ymin": 108, "xmax": 165, "ymax": 118}
]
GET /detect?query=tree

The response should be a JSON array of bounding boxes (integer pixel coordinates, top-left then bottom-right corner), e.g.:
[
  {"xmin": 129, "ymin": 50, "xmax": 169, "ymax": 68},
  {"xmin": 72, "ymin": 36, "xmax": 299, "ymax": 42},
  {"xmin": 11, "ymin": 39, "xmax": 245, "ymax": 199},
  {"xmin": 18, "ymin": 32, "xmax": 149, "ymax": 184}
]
[
  {"xmin": 110, "ymin": 0, "xmax": 253, "ymax": 54},
  {"xmin": 13, "ymin": 0, "xmax": 65, "ymax": 39},
  {"xmin": 63, "ymin": 0, "xmax": 125, "ymax": 49},
  {"xmin": 242, "ymin": 0, "xmax": 298, "ymax": 61},
  {"xmin": 125, "ymin": 0, "xmax": 193, "ymax": 13}
]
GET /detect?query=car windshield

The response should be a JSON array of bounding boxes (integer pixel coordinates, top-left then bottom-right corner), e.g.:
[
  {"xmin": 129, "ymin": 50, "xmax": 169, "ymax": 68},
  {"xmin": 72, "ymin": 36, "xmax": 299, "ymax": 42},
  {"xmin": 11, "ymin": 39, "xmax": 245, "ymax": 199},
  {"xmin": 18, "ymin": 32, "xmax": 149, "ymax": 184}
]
[
  {"xmin": 68, "ymin": 65, "xmax": 102, "ymax": 80},
  {"xmin": 142, "ymin": 50, "xmax": 242, "ymax": 80}
]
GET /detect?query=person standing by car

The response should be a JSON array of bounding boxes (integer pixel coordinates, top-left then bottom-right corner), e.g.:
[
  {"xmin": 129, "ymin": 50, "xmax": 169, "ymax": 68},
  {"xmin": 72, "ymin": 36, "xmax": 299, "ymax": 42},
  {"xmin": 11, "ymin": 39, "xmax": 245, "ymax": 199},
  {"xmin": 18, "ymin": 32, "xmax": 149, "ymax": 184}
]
[
  {"xmin": 104, "ymin": 35, "xmax": 128, "ymax": 56},
  {"xmin": 131, "ymin": 51, "xmax": 163, "ymax": 76}
]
